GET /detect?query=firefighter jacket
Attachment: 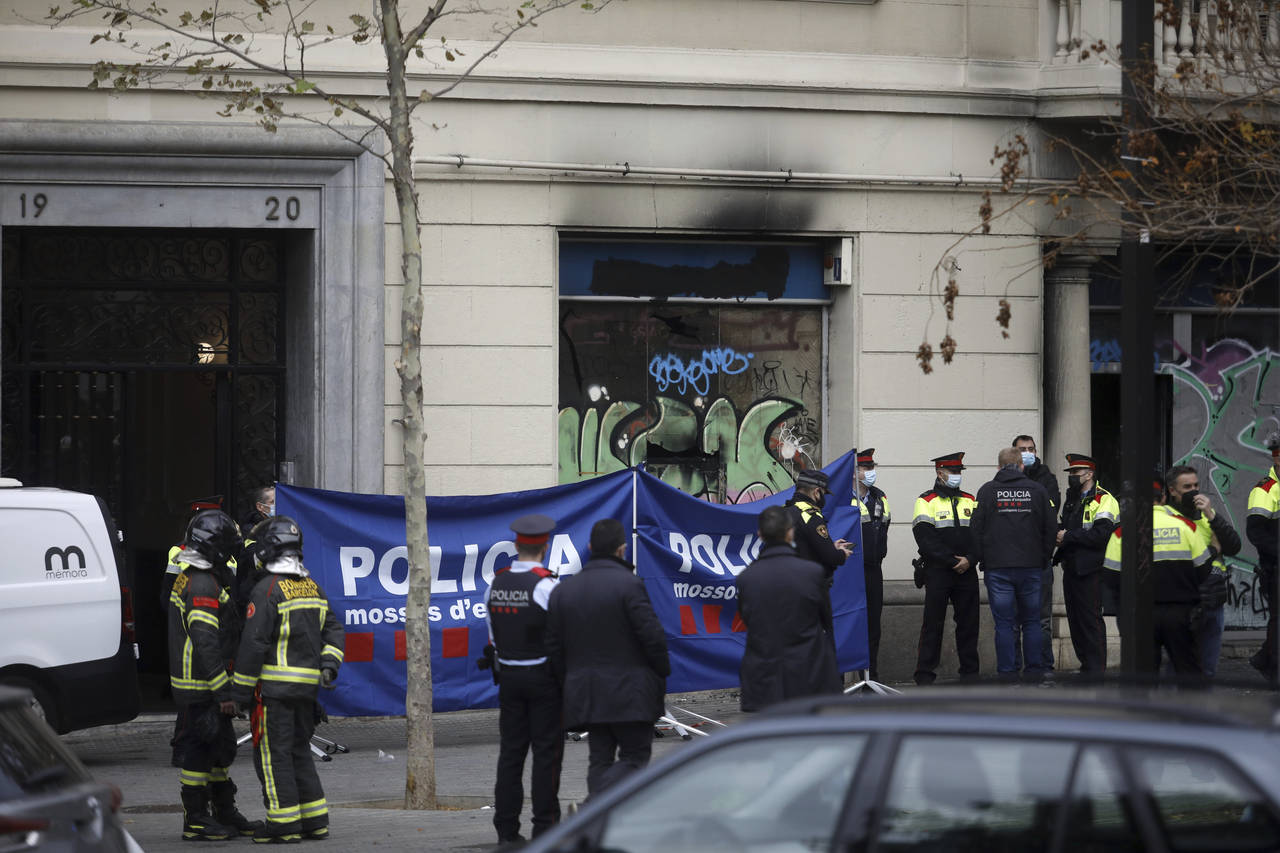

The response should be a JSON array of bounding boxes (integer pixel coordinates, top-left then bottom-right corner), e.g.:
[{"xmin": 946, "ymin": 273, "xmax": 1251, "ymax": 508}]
[
  {"xmin": 1103, "ymin": 506, "xmax": 1213, "ymax": 603},
  {"xmin": 231, "ymin": 570, "xmax": 344, "ymax": 704},
  {"xmin": 911, "ymin": 482, "xmax": 977, "ymax": 572},
  {"xmin": 168, "ymin": 565, "xmax": 240, "ymax": 705},
  {"xmin": 852, "ymin": 486, "xmax": 891, "ymax": 568},
  {"xmin": 1057, "ymin": 483, "xmax": 1119, "ymax": 576},
  {"xmin": 785, "ymin": 496, "xmax": 848, "ymax": 578},
  {"xmin": 1247, "ymin": 476, "xmax": 1279, "ymax": 576}
]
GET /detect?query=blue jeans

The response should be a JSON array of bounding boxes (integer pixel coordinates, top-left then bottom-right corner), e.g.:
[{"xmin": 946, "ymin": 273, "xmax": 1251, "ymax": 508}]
[
  {"xmin": 1199, "ymin": 605, "xmax": 1225, "ymax": 679},
  {"xmin": 985, "ymin": 568, "xmax": 1043, "ymax": 676}
]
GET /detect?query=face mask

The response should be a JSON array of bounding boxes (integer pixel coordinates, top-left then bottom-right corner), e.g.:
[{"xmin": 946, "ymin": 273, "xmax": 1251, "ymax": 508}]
[
  {"xmin": 861, "ymin": 470, "xmax": 877, "ymax": 487},
  {"xmin": 945, "ymin": 473, "xmax": 962, "ymax": 489},
  {"xmin": 1067, "ymin": 474, "xmax": 1083, "ymax": 489},
  {"xmin": 261, "ymin": 502, "xmax": 276, "ymax": 517},
  {"xmin": 812, "ymin": 490, "xmax": 827, "ymax": 509},
  {"xmin": 1020, "ymin": 451, "xmax": 1036, "ymax": 467},
  {"xmin": 1181, "ymin": 490, "xmax": 1201, "ymax": 519}
]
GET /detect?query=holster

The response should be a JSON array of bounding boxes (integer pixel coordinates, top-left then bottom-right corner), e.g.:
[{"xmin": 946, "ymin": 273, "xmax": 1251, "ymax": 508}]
[{"xmin": 911, "ymin": 556, "xmax": 926, "ymax": 589}]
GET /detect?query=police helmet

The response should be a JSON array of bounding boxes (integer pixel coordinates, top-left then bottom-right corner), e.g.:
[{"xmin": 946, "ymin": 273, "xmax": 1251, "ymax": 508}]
[
  {"xmin": 250, "ymin": 516, "xmax": 304, "ymax": 565},
  {"xmin": 183, "ymin": 509, "xmax": 242, "ymax": 565}
]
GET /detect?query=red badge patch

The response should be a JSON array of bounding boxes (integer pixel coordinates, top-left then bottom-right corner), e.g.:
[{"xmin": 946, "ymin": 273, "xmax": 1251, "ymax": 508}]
[{"xmin": 246, "ymin": 602, "xmax": 256, "ymax": 620}]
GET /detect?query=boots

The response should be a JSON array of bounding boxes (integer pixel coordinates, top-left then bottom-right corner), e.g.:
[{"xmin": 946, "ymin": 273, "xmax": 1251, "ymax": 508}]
[
  {"xmin": 210, "ymin": 779, "xmax": 264, "ymax": 837},
  {"xmin": 180, "ymin": 787, "xmax": 235, "ymax": 842},
  {"xmin": 252, "ymin": 822, "xmax": 302, "ymax": 845},
  {"xmin": 299, "ymin": 817, "xmax": 329, "ymax": 841}
]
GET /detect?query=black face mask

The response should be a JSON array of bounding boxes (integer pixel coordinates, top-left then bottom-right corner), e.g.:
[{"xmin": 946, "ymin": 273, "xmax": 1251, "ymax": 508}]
[
  {"xmin": 1180, "ymin": 490, "xmax": 1202, "ymax": 519},
  {"xmin": 812, "ymin": 490, "xmax": 827, "ymax": 510},
  {"xmin": 1067, "ymin": 474, "xmax": 1083, "ymax": 490}
]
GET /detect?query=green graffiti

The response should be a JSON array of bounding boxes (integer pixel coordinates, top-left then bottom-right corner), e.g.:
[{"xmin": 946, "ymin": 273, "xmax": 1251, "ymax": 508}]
[{"xmin": 558, "ymin": 395, "xmax": 805, "ymax": 503}]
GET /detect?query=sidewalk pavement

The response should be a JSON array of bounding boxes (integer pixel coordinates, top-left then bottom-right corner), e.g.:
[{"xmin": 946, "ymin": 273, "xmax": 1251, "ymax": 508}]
[{"xmin": 63, "ymin": 693, "xmax": 747, "ymax": 853}]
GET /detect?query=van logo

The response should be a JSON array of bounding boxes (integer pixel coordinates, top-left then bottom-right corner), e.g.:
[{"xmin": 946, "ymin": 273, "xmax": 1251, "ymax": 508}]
[{"xmin": 45, "ymin": 546, "xmax": 89, "ymax": 579}]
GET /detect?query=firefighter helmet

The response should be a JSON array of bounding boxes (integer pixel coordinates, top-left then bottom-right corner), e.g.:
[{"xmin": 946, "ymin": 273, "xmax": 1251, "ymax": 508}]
[
  {"xmin": 249, "ymin": 515, "xmax": 304, "ymax": 564},
  {"xmin": 183, "ymin": 509, "xmax": 242, "ymax": 566}
]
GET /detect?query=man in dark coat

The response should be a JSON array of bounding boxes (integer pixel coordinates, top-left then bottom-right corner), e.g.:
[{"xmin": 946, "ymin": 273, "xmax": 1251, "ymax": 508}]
[
  {"xmin": 545, "ymin": 519, "xmax": 669, "ymax": 798},
  {"xmin": 1013, "ymin": 435, "xmax": 1060, "ymax": 673},
  {"xmin": 734, "ymin": 505, "xmax": 841, "ymax": 712}
]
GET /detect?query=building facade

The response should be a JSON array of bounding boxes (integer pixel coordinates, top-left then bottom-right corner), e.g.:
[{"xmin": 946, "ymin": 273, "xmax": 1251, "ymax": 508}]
[{"xmin": 6, "ymin": 0, "xmax": 1260, "ymax": 680}]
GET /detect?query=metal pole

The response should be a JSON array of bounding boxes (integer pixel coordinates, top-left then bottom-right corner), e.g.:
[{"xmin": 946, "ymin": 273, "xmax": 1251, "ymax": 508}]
[{"xmin": 1119, "ymin": 0, "xmax": 1157, "ymax": 676}]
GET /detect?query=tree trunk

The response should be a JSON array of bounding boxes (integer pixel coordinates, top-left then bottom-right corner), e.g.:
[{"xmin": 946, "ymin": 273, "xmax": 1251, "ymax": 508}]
[{"xmin": 380, "ymin": 0, "xmax": 436, "ymax": 811}]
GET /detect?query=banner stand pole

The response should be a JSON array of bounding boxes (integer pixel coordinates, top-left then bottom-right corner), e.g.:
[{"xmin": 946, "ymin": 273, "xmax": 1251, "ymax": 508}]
[{"xmin": 843, "ymin": 669, "xmax": 901, "ymax": 697}]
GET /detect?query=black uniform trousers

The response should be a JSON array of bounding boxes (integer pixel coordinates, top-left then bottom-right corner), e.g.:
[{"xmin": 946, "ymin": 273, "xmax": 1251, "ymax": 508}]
[
  {"xmin": 864, "ymin": 561, "xmax": 884, "ymax": 681},
  {"xmin": 586, "ymin": 722, "xmax": 653, "ymax": 797},
  {"xmin": 1063, "ymin": 569, "xmax": 1107, "ymax": 673},
  {"xmin": 1255, "ymin": 568, "xmax": 1278, "ymax": 673},
  {"xmin": 176, "ymin": 701, "xmax": 237, "ymax": 790},
  {"xmin": 494, "ymin": 664, "xmax": 563, "ymax": 841},
  {"xmin": 252, "ymin": 696, "xmax": 326, "ymax": 835},
  {"xmin": 1153, "ymin": 603, "xmax": 1203, "ymax": 685},
  {"xmin": 914, "ymin": 566, "xmax": 979, "ymax": 684}
]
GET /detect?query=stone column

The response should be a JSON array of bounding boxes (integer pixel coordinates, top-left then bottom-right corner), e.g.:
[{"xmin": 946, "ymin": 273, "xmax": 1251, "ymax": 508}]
[{"xmin": 1043, "ymin": 251, "xmax": 1099, "ymax": 666}]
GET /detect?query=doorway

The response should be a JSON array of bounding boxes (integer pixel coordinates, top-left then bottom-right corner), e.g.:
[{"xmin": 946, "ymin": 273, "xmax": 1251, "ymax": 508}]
[{"xmin": 1, "ymin": 227, "xmax": 287, "ymax": 702}]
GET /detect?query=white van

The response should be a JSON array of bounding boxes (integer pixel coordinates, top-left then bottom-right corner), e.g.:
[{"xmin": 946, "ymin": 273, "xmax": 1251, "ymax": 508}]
[{"xmin": 0, "ymin": 483, "xmax": 140, "ymax": 733}]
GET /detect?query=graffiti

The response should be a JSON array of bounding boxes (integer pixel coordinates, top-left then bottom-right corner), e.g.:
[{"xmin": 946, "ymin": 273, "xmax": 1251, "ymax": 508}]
[
  {"xmin": 1088, "ymin": 338, "xmax": 1164, "ymax": 372},
  {"xmin": 559, "ymin": 395, "xmax": 809, "ymax": 503},
  {"xmin": 1165, "ymin": 338, "xmax": 1280, "ymax": 628},
  {"xmin": 648, "ymin": 347, "xmax": 753, "ymax": 397}
]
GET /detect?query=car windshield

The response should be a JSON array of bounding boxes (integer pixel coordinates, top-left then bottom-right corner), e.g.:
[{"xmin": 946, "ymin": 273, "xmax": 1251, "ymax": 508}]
[{"xmin": 0, "ymin": 705, "xmax": 92, "ymax": 800}]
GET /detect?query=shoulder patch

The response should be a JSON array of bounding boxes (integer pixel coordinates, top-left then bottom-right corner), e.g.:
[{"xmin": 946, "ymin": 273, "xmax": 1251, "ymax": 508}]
[
  {"xmin": 495, "ymin": 566, "xmax": 510, "ymax": 575},
  {"xmin": 920, "ymin": 491, "xmax": 938, "ymax": 501},
  {"xmin": 961, "ymin": 492, "xmax": 976, "ymax": 501},
  {"xmin": 1175, "ymin": 514, "xmax": 1197, "ymax": 531},
  {"xmin": 1113, "ymin": 527, "xmax": 1123, "ymax": 539},
  {"xmin": 1263, "ymin": 478, "xmax": 1278, "ymax": 493},
  {"xmin": 531, "ymin": 567, "xmax": 554, "ymax": 579},
  {"xmin": 192, "ymin": 595, "xmax": 220, "ymax": 610},
  {"xmin": 245, "ymin": 602, "xmax": 256, "ymax": 620}
]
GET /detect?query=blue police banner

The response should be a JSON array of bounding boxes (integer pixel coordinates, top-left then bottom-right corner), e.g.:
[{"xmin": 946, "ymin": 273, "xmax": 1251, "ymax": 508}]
[
  {"xmin": 278, "ymin": 470, "xmax": 633, "ymax": 716},
  {"xmin": 277, "ymin": 447, "xmax": 866, "ymax": 716}
]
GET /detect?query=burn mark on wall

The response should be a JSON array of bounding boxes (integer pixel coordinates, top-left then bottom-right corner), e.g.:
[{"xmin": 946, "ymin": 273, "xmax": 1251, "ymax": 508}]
[{"xmin": 588, "ymin": 247, "xmax": 790, "ymax": 301}]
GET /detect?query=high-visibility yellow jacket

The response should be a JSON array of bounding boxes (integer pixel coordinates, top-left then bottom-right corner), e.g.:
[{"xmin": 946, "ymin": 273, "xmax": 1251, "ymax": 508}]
[{"xmin": 1103, "ymin": 505, "xmax": 1213, "ymax": 603}]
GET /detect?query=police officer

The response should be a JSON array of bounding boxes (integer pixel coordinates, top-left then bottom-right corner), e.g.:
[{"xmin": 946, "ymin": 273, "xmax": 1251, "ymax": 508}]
[
  {"xmin": 1054, "ymin": 453, "xmax": 1119, "ymax": 677},
  {"xmin": 235, "ymin": 485, "xmax": 275, "ymax": 607},
  {"xmin": 231, "ymin": 516, "xmax": 344, "ymax": 843},
  {"xmin": 1103, "ymin": 484, "xmax": 1214, "ymax": 682},
  {"xmin": 851, "ymin": 448, "xmax": 890, "ymax": 681},
  {"xmin": 1012, "ymin": 435, "xmax": 1060, "ymax": 673},
  {"xmin": 1246, "ymin": 444, "xmax": 1280, "ymax": 683},
  {"xmin": 911, "ymin": 452, "xmax": 980, "ymax": 685},
  {"xmin": 786, "ymin": 469, "xmax": 852, "ymax": 580},
  {"xmin": 167, "ymin": 509, "xmax": 261, "ymax": 841},
  {"xmin": 485, "ymin": 514, "xmax": 563, "ymax": 845},
  {"xmin": 1165, "ymin": 464, "xmax": 1239, "ymax": 678}
]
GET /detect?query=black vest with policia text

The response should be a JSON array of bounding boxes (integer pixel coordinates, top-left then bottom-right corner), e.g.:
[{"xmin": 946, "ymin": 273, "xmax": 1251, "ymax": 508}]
[{"xmin": 488, "ymin": 566, "xmax": 554, "ymax": 662}]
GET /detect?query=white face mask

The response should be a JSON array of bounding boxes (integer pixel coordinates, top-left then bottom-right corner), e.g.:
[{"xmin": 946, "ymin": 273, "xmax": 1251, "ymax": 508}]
[
  {"xmin": 1020, "ymin": 451, "xmax": 1036, "ymax": 467},
  {"xmin": 945, "ymin": 473, "xmax": 963, "ymax": 489}
]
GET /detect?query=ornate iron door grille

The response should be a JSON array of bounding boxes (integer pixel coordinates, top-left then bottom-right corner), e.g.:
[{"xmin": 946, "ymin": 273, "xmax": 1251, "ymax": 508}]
[{"xmin": 1, "ymin": 228, "xmax": 287, "ymax": 523}]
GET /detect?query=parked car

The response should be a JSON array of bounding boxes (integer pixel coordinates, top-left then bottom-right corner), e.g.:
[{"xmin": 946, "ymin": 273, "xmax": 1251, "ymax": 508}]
[
  {"xmin": 0, "ymin": 685, "xmax": 141, "ymax": 852},
  {"xmin": 0, "ymin": 483, "xmax": 139, "ymax": 733},
  {"xmin": 524, "ymin": 689, "xmax": 1280, "ymax": 853}
]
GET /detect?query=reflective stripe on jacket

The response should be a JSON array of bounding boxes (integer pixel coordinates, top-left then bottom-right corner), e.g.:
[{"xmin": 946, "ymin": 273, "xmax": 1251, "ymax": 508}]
[
  {"xmin": 168, "ymin": 567, "xmax": 239, "ymax": 704},
  {"xmin": 231, "ymin": 571, "xmax": 344, "ymax": 703}
]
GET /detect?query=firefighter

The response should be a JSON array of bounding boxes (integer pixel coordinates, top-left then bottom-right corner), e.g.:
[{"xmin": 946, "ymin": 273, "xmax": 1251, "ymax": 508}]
[
  {"xmin": 231, "ymin": 516, "xmax": 344, "ymax": 844},
  {"xmin": 168, "ymin": 509, "xmax": 262, "ymax": 841},
  {"xmin": 911, "ymin": 451, "xmax": 980, "ymax": 685}
]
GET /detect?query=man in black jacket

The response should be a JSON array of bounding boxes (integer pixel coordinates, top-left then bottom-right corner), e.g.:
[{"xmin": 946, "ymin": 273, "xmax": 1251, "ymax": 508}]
[
  {"xmin": 785, "ymin": 469, "xmax": 852, "ymax": 580},
  {"xmin": 1055, "ymin": 453, "xmax": 1119, "ymax": 677},
  {"xmin": 970, "ymin": 448, "xmax": 1057, "ymax": 682},
  {"xmin": 735, "ymin": 506, "xmax": 841, "ymax": 711},
  {"xmin": 1013, "ymin": 435, "xmax": 1060, "ymax": 673},
  {"xmin": 545, "ymin": 519, "xmax": 669, "ymax": 799},
  {"xmin": 851, "ymin": 448, "xmax": 890, "ymax": 681}
]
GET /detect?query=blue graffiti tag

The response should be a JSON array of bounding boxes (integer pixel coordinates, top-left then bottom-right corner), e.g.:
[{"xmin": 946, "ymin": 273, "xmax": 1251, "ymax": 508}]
[{"xmin": 649, "ymin": 347, "xmax": 754, "ymax": 396}]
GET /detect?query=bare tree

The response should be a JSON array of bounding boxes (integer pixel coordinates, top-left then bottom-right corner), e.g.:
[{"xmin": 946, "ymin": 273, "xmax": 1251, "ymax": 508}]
[
  {"xmin": 920, "ymin": 1, "xmax": 1280, "ymax": 372},
  {"xmin": 45, "ymin": 0, "xmax": 609, "ymax": 809}
]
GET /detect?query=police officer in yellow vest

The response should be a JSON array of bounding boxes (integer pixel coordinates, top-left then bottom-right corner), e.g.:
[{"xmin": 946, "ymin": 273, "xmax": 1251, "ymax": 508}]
[
  {"xmin": 786, "ymin": 469, "xmax": 852, "ymax": 581},
  {"xmin": 851, "ymin": 449, "xmax": 890, "ymax": 680},
  {"xmin": 1103, "ymin": 483, "xmax": 1214, "ymax": 681},
  {"xmin": 1054, "ymin": 453, "xmax": 1119, "ymax": 676},
  {"xmin": 911, "ymin": 452, "xmax": 979, "ymax": 685},
  {"xmin": 1164, "ymin": 465, "xmax": 1239, "ymax": 678},
  {"xmin": 1246, "ymin": 443, "xmax": 1280, "ymax": 683}
]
